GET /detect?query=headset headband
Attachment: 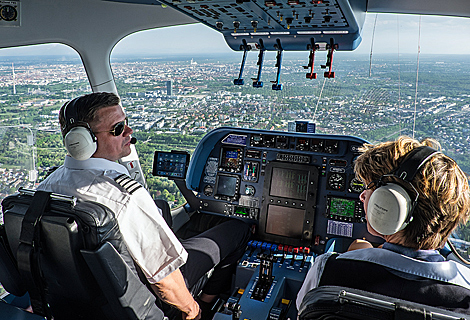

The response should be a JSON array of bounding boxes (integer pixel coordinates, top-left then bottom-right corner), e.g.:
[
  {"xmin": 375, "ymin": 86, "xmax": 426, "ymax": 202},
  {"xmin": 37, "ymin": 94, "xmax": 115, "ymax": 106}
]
[
  {"xmin": 61, "ymin": 97, "xmax": 82, "ymax": 135},
  {"xmin": 394, "ymin": 146, "xmax": 441, "ymax": 182}
]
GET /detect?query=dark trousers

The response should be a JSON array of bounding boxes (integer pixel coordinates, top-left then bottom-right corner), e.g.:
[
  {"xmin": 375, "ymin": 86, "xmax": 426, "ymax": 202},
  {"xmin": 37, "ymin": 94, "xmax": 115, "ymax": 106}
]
[
  {"xmin": 180, "ymin": 219, "xmax": 251, "ymax": 295},
  {"xmin": 159, "ymin": 219, "xmax": 251, "ymax": 319}
]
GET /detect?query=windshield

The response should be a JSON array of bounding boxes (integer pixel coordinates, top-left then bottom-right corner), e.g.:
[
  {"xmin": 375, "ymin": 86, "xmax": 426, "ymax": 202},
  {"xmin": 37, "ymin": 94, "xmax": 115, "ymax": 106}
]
[{"xmin": 0, "ymin": 13, "xmax": 469, "ymax": 258}]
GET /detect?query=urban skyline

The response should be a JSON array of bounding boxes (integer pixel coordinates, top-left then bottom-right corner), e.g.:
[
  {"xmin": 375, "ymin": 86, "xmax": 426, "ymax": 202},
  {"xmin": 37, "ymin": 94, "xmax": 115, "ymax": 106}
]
[{"xmin": 1, "ymin": 53, "xmax": 470, "ymax": 212}]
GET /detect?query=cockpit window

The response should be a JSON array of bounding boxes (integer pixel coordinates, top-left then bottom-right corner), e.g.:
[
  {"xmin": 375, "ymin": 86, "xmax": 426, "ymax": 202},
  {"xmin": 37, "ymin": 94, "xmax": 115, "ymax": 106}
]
[
  {"xmin": 0, "ymin": 15, "xmax": 468, "ymax": 258},
  {"xmin": 110, "ymin": 14, "xmax": 470, "ymax": 258},
  {"xmin": 0, "ymin": 44, "xmax": 88, "ymax": 206},
  {"xmin": 110, "ymin": 15, "xmax": 470, "ymax": 213}
]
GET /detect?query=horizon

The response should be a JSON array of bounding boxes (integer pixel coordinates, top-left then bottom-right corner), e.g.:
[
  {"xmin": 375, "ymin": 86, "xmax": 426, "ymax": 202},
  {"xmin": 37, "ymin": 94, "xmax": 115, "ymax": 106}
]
[{"xmin": 0, "ymin": 52, "xmax": 468, "ymax": 62}]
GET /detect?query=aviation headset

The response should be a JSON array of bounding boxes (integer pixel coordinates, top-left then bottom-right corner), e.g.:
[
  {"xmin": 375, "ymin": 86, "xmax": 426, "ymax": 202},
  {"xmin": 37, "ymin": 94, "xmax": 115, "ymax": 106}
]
[
  {"xmin": 367, "ymin": 146, "xmax": 440, "ymax": 235},
  {"xmin": 61, "ymin": 97, "xmax": 98, "ymax": 161}
]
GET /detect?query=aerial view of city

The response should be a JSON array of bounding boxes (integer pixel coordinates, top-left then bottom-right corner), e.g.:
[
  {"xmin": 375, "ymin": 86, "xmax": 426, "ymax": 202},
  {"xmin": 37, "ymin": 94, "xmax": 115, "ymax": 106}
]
[{"xmin": 0, "ymin": 52, "xmax": 469, "ymax": 208}]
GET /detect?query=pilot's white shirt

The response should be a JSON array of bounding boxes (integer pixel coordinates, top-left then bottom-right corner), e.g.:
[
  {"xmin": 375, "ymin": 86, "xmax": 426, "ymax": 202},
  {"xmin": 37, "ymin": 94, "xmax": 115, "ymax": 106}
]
[{"xmin": 38, "ymin": 155, "xmax": 188, "ymax": 284}]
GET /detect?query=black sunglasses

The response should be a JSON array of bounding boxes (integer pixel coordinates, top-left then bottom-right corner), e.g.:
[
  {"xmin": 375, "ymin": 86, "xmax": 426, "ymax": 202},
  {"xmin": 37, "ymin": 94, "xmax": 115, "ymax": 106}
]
[{"xmin": 95, "ymin": 118, "xmax": 128, "ymax": 136}]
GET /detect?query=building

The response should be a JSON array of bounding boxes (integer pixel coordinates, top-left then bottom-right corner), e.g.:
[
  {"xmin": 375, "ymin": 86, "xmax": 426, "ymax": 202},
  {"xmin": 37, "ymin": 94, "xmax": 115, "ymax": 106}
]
[{"xmin": 166, "ymin": 80, "xmax": 172, "ymax": 96}]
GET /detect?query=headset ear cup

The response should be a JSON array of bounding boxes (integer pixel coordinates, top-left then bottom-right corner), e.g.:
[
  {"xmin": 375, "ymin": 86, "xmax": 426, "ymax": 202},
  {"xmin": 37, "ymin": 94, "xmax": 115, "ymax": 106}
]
[
  {"xmin": 64, "ymin": 126, "xmax": 97, "ymax": 160},
  {"xmin": 367, "ymin": 183, "xmax": 412, "ymax": 235}
]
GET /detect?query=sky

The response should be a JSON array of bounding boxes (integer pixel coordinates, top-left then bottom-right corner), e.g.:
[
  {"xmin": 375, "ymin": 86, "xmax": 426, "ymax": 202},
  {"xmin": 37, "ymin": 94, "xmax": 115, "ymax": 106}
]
[
  {"xmin": 0, "ymin": 13, "xmax": 469, "ymax": 57},
  {"xmin": 112, "ymin": 14, "xmax": 470, "ymax": 56}
]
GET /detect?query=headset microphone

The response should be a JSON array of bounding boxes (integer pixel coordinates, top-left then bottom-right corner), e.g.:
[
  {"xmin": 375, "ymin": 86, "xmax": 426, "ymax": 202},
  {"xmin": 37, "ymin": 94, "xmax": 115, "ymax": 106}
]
[
  {"xmin": 119, "ymin": 139, "xmax": 147, "ymax": 189},
  {"xmin": 367, "ymin": 146, "xmax": 440, "ymax": 235}
]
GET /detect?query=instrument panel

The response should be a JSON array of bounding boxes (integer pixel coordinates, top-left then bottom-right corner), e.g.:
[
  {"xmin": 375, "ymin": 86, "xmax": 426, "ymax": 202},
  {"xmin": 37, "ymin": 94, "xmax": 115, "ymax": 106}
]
[{"xmin": 186, "ymin": 127, "xmax": 380, "ymax": 254}]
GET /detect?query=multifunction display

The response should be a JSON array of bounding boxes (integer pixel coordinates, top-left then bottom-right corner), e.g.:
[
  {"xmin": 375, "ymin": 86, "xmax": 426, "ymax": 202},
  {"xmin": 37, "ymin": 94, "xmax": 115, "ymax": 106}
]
[
  {"xmin": 215, "ymin": 173, "xmax": 240, "ymax": 200},
  {"xmin": 327, "ymin": 196, "xmax": 365, "ymax": 223},
  {"xmin": 220, "ymin": 147, "xmax": 243, "ymax": 172},
  {"xmin": 270, "ymin": 167, "xmax": 308, "ymax": 200},
  {"xmin": 265, "ymin": 205, "xmax": 305, "ymax": 238},
  {"xmin": 259, "ymin": 161, "xmax": 319, "ymax": 245},
  {"xmin": 329, "ymin": 197, "xmax": 355, "ymax": 217}
]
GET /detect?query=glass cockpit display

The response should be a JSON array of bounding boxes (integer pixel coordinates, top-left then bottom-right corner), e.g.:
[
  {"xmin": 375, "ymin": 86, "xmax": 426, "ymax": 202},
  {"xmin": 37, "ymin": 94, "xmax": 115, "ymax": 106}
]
[
  {"xmin": 215, "ymin": 174, "xmax": 240, "ymax": 200},
  {"xmin": 328, "ymin": 197, "xmax": 355, "ymax": 217},
  {"xmin": 220, "ymin": 147, "xmax": 243, "ymax": 172},
  {"xmin": 327, "ymin": 196, "xmax": 365, "ymax": 222},
  {"xmin": 257, "ymin": 162, "xmax": 319, "ymax": 244},
  {"xmin": 265, "ymin": 205, "xmax": 305, "ymax": 238},
  {"xmin": 190, "ymin": 128, "xmax": 370, "ymax": 249},
  {"xmin": 270, "ymin": 167, "xmax": 308, "ymax": 200}
]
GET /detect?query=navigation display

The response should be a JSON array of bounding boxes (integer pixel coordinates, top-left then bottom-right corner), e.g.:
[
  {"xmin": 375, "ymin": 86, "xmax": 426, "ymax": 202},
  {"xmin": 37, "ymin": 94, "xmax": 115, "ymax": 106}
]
[
  {"xmin": 153, "ymin": 151, "xmax": 189, "ymax": 178},
  {"xmin": 220, "ymin": 147, "xmax": 243, "ymax": 172},
  {"xmin": 215, "ymin": 174, "xmax": 239, "ymax": 197},
  {"xmin": 328, "ymin": 197, "xmax": 355, "ymax": 217},
  {"xmin": 269, "ymin": 167, "xmax": 308, "ymax": 200},
  {"xmin": 265, "ymin": 205, "xmax": 305, "ymax": 238}
]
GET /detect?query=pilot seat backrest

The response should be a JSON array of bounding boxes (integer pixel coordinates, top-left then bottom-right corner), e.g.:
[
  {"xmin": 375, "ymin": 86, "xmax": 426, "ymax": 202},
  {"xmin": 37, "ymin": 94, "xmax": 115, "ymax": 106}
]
[
  {"xmin": 0, "ymin": 188, "xmax": 166, "ymax": 320},
  {"xmin": 298, "ymin": 285, "xmax": 469, "ymax": 320}
]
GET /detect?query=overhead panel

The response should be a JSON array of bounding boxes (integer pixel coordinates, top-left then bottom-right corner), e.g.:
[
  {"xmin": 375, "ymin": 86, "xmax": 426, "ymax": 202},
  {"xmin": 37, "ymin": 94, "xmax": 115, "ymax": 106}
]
[{"xmin": 156, "ymin": 0, "xmax": 367, "ymax": 51}]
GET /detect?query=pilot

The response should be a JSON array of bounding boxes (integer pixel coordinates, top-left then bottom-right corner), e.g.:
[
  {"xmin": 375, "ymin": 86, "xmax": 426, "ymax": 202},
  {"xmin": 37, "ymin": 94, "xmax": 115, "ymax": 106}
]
[
  {"xmin": 37, "ymin": 92, "xmax": 251, "ymax": 320},
  {"xmin": 297, "ymin": 136, "xmax": 470, "ymax": 314}
]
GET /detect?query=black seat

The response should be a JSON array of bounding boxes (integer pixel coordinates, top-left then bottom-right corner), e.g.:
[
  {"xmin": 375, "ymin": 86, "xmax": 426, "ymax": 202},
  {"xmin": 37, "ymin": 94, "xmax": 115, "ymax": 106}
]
[
  {"xmin": 154, "ymin": 199, "xmax": 172, "ymax": 230},
  {"xmin": 298, "ymin": 285, "xmax": 469, "ymax": 320},
  {"xmin": 0, "ymin": 299, "xmax": 46, "ymax": 320},
  {"xmin": 0, "ymin": 188, "xmax": 166, "ymax": 320}
]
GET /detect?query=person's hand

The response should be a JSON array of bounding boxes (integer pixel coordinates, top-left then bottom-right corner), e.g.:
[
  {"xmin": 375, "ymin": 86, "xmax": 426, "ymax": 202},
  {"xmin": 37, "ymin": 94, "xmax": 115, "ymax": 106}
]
[
  {"xmin": 347, "ymin": 239, "xmax": 373, "ymax": 251},
  {"xmin": 182, "ymin": 300, "xmax": 201, "ymax": 320}
]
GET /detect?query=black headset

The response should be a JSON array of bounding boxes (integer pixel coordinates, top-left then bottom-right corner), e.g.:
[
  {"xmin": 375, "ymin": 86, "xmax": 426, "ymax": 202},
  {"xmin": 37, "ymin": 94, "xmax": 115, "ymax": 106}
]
[
  {"xmin": 61, "ymin": 97, "xmax": 97, "ymax": 160},
  {"xmin": 367, "ymin": 146, "xmax": 440, "ymax": 235}
]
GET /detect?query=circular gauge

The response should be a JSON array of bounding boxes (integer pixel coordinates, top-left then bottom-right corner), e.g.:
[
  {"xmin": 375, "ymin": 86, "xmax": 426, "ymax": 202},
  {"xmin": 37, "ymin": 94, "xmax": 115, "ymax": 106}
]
[
  {"xmin": 328, "ymin": 173, "xmax": 346, "ymax": 191},
  {"xmin": 244, "ymin": 185, "xmax": 255, "ymax": 196},
  {"xmin": 349, "ymin": 176, "xmax": 365, "ymax": 193},
  {"xmin": 0, "ymin": 5, "xmax": 17, "ymax": 21},
  {"xmin": 203, "ymin": 185, "xmax": 213, "ymax": 196}
]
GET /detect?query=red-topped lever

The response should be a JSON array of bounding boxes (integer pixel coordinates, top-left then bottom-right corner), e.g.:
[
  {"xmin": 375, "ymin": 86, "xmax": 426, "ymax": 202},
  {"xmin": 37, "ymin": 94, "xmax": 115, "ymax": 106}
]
[
  {"xmin": 291, "ymin": 247, "xmax": 299, "ymax": 266},
  {"xmin": 304, "ymin": 38, "xmax": 318, "ymax": 79},
  {"xmin": 301, "ymin": 247, "xmax": 311, "ymax": 268},
  {"xmin": 322, "ymin": 38, "xmax": 338, "ymax": 78},
  {"xmin": 280, "ymin": 244, "xmax": 288, "ymax": 263}
]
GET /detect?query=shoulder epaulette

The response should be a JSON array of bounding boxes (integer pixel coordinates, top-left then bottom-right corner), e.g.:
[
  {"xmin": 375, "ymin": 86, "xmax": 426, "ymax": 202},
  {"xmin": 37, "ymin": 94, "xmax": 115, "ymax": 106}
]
[{"xmin": 114, "ymin": 174, "xmax": 142, "ymax": 195}]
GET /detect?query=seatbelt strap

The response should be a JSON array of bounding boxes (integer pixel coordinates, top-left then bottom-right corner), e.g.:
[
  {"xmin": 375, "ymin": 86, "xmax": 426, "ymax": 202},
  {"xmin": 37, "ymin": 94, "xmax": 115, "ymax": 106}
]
[{"xmin": 17, "ymin": 190, "xmax": 53, "ymax": 319}]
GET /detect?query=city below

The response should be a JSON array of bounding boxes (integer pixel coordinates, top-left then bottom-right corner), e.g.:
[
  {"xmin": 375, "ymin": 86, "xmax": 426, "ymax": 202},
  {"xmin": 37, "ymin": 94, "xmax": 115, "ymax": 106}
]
[{"xmin": 0, "ymin": 53, "xmax": 470, "ymax": 207}]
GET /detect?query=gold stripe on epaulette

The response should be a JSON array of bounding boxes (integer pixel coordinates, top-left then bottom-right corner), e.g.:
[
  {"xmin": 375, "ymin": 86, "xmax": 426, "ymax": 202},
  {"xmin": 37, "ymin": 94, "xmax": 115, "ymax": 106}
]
[{"xmin": 115, "ymin": 174, "xmax": 142, "ymax": 194}]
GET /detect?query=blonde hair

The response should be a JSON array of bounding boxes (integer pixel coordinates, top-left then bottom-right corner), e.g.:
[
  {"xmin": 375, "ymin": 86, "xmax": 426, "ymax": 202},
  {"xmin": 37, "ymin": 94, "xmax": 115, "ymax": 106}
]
[{"xmin": 354, "ymin": 136, "xmax": 470, "ymax": 250}]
